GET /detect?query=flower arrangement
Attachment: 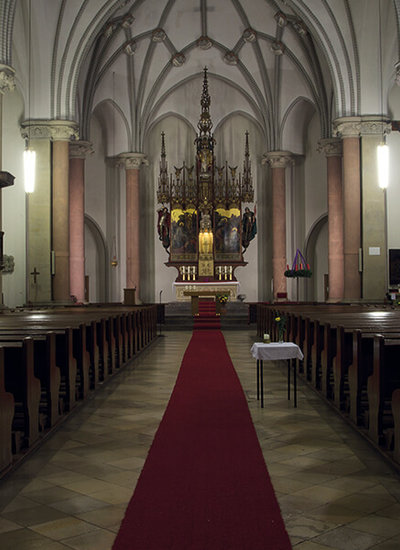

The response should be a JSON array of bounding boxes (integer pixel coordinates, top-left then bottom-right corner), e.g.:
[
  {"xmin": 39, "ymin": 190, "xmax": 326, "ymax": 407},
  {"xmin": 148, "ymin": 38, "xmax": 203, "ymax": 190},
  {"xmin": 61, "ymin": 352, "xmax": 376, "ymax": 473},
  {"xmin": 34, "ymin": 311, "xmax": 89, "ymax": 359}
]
[
  {"xmin": 284, "ymin": 248, "xmax": 312, "ymax": 278},
  {"xmin": 217, "ymin": 294, "xmax": 228, "ymax": 305},
  {"xmin": 274, "ymin": 315, "xmax": 286, "ymax": 342}
]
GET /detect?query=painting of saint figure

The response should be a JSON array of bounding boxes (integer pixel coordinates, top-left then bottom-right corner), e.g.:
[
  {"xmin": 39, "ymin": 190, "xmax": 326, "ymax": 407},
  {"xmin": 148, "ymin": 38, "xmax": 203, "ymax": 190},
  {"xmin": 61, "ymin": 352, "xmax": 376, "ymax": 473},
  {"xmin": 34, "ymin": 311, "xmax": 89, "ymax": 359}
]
[
  {"xmin": 214, "ymin": 208, "xmax": 241, "ymax": 260},
  {"xmin": 170, "ymin": 208, "xmax": 198, "ymax": 261}
]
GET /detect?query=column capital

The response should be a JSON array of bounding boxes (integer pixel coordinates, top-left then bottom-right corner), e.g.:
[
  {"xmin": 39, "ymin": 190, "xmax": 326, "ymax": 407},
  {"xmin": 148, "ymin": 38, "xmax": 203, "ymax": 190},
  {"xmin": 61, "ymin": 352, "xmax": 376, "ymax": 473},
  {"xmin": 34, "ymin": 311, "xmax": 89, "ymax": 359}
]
[
  {"xmin": 359, "ymin": 115, "xmax": 391, "ymax": 138},
  {"xmin": 0, "ymin": 64, "xmax": 16, "ymax": 94},
  {"xmin": 333, "ymin": 116, "xmax": 362, "ymax": 138},
  {"xmin": 262, "ymin": 150, "xmax": 294, "ymax": 168},
  {"xmin": 317, "ymin": 138, "xmax": 342, "ymax": 157},
  {"xmin": 117, "ymin": 152, "xmax": 149, "ymax": 169},
  {"xmin": 69, "ymin": 140, "xmax": 94, "ymax": 159},
  {"xmin": 21, "ymin": 120, "xmax": 79, "ymax": 141}
]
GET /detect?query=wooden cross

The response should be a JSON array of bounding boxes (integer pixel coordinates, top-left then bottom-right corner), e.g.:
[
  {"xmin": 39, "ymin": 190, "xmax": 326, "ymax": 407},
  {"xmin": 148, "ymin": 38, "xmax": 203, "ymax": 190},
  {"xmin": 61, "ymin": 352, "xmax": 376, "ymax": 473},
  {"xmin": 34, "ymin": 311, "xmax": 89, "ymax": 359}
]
[{"xmin": 30, "ymin": 267, "xmax": 40, "ymax": 284}]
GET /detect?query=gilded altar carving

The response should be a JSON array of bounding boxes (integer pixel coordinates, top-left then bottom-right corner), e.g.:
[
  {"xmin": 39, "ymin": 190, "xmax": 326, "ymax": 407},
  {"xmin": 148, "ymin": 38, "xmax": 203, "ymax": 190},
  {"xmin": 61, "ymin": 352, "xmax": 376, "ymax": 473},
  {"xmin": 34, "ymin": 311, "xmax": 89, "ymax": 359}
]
[{"xmin": 157, "ymin": 68, "xmax": 256, "ymax": 286}]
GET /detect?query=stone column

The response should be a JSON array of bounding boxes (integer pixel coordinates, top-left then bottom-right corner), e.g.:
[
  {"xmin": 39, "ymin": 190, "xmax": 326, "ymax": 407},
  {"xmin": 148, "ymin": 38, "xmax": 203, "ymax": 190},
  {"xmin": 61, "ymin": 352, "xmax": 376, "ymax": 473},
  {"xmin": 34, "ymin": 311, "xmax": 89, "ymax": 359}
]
[
  {"xmin": 118, "ymin": 153, "xmax": 147, "ymax": 302},
  {"xmin": 333, "ymin": 118, "xmax": 362, "ymax": 300},
  {"xmin": 21, "ymin": 120, "xmax": 79, "ymax": 304},
  {"xmin": 263, "ymin": 151, "xmax": 293, "ymax": 301},
  {"xmin": 318, "ymin": 138, "xmax": 344, "ymax": 302},
  {"xmin": 69, "ymin": 141, "xmax": 93, "ymax": 303},
  {"xmin": 359, "ymin": 117, "xmax": 391, "ymax": 300},
  {"xmin": 0, "ymin": 65, "xmax": 16, "ymax": 305}
]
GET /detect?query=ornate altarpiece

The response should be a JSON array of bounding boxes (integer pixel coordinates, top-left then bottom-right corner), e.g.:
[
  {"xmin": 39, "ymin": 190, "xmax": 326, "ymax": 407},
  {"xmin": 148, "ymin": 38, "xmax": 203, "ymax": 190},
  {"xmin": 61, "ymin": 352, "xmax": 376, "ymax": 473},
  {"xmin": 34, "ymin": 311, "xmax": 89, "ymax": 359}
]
[{"xmin": 157, "ymin": 68, "xmax": 256, "ymax": 300}]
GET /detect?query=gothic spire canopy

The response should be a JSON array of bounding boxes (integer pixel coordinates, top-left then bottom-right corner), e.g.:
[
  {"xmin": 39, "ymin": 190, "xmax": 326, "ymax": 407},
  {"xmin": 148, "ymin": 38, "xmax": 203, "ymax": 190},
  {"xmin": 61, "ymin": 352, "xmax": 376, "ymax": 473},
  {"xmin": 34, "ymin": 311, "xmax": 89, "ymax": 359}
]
[{"xmin": 156, "ymin": 68, "xmax": 256, "ymax": 286}]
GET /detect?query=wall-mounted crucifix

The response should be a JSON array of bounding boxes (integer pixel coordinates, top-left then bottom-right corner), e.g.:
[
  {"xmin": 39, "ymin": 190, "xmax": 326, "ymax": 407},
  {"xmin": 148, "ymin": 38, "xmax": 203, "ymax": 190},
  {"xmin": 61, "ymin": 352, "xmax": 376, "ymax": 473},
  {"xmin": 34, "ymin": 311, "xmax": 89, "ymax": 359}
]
[{"xmin": 30, "ymin": 267, "xmax": 40, "ymax": 284}]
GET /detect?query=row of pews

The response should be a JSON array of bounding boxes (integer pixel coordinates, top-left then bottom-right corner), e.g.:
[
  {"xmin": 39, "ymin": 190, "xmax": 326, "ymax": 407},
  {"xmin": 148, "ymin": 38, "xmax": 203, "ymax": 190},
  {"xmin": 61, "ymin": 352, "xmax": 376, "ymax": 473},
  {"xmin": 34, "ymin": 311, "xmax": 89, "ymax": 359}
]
[
  {"xmin": 257, "ymin": 302, "xmax": 400, "ymax": 468},
  {"xmin": 0, "ymin": 304, "xmax": 157, "ymax": 476}
]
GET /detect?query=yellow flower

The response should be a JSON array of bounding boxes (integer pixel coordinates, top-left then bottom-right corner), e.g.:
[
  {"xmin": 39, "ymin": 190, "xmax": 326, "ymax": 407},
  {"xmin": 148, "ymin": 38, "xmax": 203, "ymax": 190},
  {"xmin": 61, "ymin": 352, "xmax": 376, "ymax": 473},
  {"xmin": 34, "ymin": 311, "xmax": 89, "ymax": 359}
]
[{"xmin": 275, "ymin": 317, "xmax": 280, "ymax": 322}]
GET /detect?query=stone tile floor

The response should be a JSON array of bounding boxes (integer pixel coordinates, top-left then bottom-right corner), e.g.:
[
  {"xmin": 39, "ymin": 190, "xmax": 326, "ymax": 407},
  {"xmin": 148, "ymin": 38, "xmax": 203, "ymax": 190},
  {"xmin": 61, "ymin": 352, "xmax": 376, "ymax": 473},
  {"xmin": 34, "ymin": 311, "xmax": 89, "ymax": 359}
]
[{"xmin": 0, "ymin": 329, "xmax": 399, "ymax": 549}]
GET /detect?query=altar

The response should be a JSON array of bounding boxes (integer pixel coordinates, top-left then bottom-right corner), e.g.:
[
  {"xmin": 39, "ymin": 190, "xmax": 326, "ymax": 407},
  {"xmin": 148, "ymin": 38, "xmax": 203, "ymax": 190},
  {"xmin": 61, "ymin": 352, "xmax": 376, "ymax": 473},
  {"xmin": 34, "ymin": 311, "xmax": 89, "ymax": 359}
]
[
  {"xmin": 156, "ymin": 68, "xmax": 256, "ymax": 292},
  {"xmin": 174, "ymin": 281, "xmax": 239, "ymax": 302}
]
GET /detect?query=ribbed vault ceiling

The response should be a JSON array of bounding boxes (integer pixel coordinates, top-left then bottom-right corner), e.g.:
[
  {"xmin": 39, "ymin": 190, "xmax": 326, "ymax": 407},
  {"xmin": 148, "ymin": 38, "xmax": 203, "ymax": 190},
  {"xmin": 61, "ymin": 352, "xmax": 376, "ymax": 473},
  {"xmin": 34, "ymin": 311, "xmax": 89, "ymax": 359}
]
[{"xmin": 9, "ymin": 0, "xmax": 400, "ymax": 152}]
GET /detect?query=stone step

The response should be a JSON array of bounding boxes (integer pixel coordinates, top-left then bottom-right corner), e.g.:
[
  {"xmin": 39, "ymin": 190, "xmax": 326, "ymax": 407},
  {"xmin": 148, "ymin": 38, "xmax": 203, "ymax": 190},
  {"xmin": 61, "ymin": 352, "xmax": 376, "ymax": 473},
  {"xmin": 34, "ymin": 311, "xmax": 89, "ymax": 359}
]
[{"xmin": 162, "ymin": 300, "xmax": 254, "ymax": 331}]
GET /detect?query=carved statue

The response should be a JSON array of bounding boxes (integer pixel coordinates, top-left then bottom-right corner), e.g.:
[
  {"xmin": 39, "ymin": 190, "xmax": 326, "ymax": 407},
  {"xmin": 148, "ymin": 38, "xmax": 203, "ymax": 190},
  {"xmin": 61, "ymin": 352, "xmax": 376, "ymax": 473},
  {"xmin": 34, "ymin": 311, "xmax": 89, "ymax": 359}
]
[
  {"xmin": 157, "ymin": 207, "xmax": 171, "ymax": 250},
  {"xmin": 199, "ymin": 211, "xmax": 213, "ymax": 255}
]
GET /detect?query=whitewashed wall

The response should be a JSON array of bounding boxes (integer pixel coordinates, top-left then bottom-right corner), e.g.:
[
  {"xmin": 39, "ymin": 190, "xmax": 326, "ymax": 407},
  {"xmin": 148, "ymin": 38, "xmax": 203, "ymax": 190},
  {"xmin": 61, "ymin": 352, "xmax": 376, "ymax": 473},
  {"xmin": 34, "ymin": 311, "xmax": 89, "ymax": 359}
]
[{"xmin": 2, "ymin": 89, "xmax": 27, "ymax": 307}]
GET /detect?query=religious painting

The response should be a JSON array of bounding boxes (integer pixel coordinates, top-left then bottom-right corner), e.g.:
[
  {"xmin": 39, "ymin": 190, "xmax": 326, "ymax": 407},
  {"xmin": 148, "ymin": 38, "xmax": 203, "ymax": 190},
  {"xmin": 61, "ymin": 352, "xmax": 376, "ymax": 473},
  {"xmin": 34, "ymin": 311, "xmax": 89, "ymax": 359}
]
[
  {"xmin": 389, "ymin": 249, "xmax": 400, "ymax": 285},
  {"xmin": 170, "ymin": 208, "xmax": 198, "ymax": 261},
  {"xmin": 214, "ymin": 208, "xmax": 241, "ymax": 261}
]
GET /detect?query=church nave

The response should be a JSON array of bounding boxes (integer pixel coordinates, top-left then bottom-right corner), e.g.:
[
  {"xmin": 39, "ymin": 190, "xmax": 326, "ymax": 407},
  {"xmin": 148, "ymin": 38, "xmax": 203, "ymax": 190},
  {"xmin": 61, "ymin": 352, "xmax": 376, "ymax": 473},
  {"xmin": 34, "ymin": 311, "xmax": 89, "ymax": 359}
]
[{"xmin": 0, "ymin": 329, "xmax": 399, "ymax": 550}]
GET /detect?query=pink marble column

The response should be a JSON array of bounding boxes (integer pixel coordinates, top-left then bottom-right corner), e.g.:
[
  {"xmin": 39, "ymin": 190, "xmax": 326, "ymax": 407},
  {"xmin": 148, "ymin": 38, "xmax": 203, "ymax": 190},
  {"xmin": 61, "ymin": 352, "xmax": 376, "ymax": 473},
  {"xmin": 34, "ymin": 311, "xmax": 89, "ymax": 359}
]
[
  {"xmin": 318, "ymin": 138, "xmax": 344, "ymax": 302},
  {"xmin": 264, "ymin": 151, "xmax": 293, "ymax": 301},
  {"xmin": 52, "ymin": 140, "xmax": 70, "ymax": 302},
  {"xmin": 342, "ymin": 136, "xmax": 361, "ymax": 299},
  {"xmin": 119, "ymin": 153, "xmax": 146, "ymax": 301},
  {"xmin": 333, "ymin": 118, "xmax": 362, "ymax": 300},
  {"xmin": 69, "ymin": 141, "xmax": 93, "ymax": 303}
]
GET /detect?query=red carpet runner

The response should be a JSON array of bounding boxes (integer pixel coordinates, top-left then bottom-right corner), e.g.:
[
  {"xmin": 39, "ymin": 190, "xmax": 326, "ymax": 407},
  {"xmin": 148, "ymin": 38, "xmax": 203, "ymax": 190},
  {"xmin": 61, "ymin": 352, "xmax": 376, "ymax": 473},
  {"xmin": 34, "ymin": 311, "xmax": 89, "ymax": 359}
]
[
  {"xmin": 193, "ymin": 299, "xmax": 221, "ymax": 330},
  {"xmin": 113, "ymin": 329, "xmax": 292, "ymax": 549}
]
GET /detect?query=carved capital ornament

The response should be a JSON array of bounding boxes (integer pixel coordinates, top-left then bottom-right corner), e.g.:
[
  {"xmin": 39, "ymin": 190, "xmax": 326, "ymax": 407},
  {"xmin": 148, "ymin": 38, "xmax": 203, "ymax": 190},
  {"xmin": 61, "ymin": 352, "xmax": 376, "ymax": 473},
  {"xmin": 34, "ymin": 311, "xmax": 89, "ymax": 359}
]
[
  {"xmin": 317, "ymin": 138, "xmax": 342, "ymax": 157},
  {"xmin": 118, "ymin": 152, "xmax": 148, "ymax": 169},
  {"xmin": 263, "ymin": 151, "xmax": 294, "ymax": 169},
  {"xmin": 21, "ymin": 120, "xmax": 79, "ymax": 141},
  {"xmin": 360, "ymin": 116, "xmax": 391, "ymax": 137},
  {"xmin": 0, "ymin": 65, "xmax": 16, "ymax": 94},
  {"xmin": 69, "ymin": 141, "xmax": 94, "ymax": 159},
  {"xmin": 333, "ymin": 117, "xmax": 362, "ymax": 138}
]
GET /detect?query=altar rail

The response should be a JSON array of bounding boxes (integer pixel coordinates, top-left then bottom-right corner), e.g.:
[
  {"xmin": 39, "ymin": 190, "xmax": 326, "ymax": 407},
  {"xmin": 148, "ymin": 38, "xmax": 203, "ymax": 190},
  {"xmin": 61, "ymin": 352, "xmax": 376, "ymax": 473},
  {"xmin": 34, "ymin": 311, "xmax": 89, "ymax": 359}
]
[
  {"xmin": 257, "ymin": 302, "xmax": 400, "ymax": 469},
  {"xmin": 0, "ymin": 304, "xmax": 157, "ymax": 477}
]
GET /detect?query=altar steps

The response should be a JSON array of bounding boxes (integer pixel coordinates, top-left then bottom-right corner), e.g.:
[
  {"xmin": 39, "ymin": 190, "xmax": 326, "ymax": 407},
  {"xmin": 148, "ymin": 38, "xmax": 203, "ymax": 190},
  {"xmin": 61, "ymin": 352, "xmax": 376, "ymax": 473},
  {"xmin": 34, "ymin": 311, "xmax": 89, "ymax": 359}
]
[{"xmin": 163, "ymin": 301, "xmax": 252, "ymax": 331}]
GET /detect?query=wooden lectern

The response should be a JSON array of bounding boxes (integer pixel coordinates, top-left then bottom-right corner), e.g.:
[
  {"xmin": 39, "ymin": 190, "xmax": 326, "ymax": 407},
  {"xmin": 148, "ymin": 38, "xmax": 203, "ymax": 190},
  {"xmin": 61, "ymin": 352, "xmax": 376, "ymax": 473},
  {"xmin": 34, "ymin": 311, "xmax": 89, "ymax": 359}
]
[{"xmin": 124, "ymin": 288, "xmax": 136, "ymax": 305}]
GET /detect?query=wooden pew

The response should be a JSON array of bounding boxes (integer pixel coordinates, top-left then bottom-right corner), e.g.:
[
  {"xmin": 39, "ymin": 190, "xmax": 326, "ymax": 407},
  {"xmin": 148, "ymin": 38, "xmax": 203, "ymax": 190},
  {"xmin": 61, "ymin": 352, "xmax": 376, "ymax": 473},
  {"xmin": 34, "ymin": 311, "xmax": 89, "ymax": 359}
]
[
  {"xmin": 86, "ymin": 321, "xmax": 100, "ymax": 389},
  {"xmin": 73, "ymin": 324, "xmax": 91, "ymax": 400},
  {"xmin": 4, "ymin": 338, "xmax": 41, "ymax": 450},
  {"xmin": 0, "ymin": 304, "xmax": 158, "ymax": 476},
  {"xmin": 368, "ymin": 335, "xmax": 400, "ymax": 446},
  {"xmin": 34, "ymin": 332, "xmax": 61, "ymax": 428},
  {"xmin": 55, "ymin": 328, "xmax": 78, "ymax": 412},
  {"xmin": 0, "ymin": 347, "xmax": 15, "ymax": 472},
  {"xmin": 0, "ymin": 333, "xmax": 62, "ymax": 430},
  {"xmin": 96, "ymin": 318, "xmax": 109, "ymax": 381},
  {"xmin": 392, "ymin": 388, "xmax": 400, "ymax": 463}
]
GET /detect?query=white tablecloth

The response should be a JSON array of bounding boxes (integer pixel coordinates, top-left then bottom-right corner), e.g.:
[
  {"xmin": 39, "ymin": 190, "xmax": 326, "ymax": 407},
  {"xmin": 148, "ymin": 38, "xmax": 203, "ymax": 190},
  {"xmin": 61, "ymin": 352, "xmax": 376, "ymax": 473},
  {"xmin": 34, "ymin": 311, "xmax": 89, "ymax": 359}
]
[{"xmin": 251, "ymin": 342, "xmax": 304, "ymax": 361}]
